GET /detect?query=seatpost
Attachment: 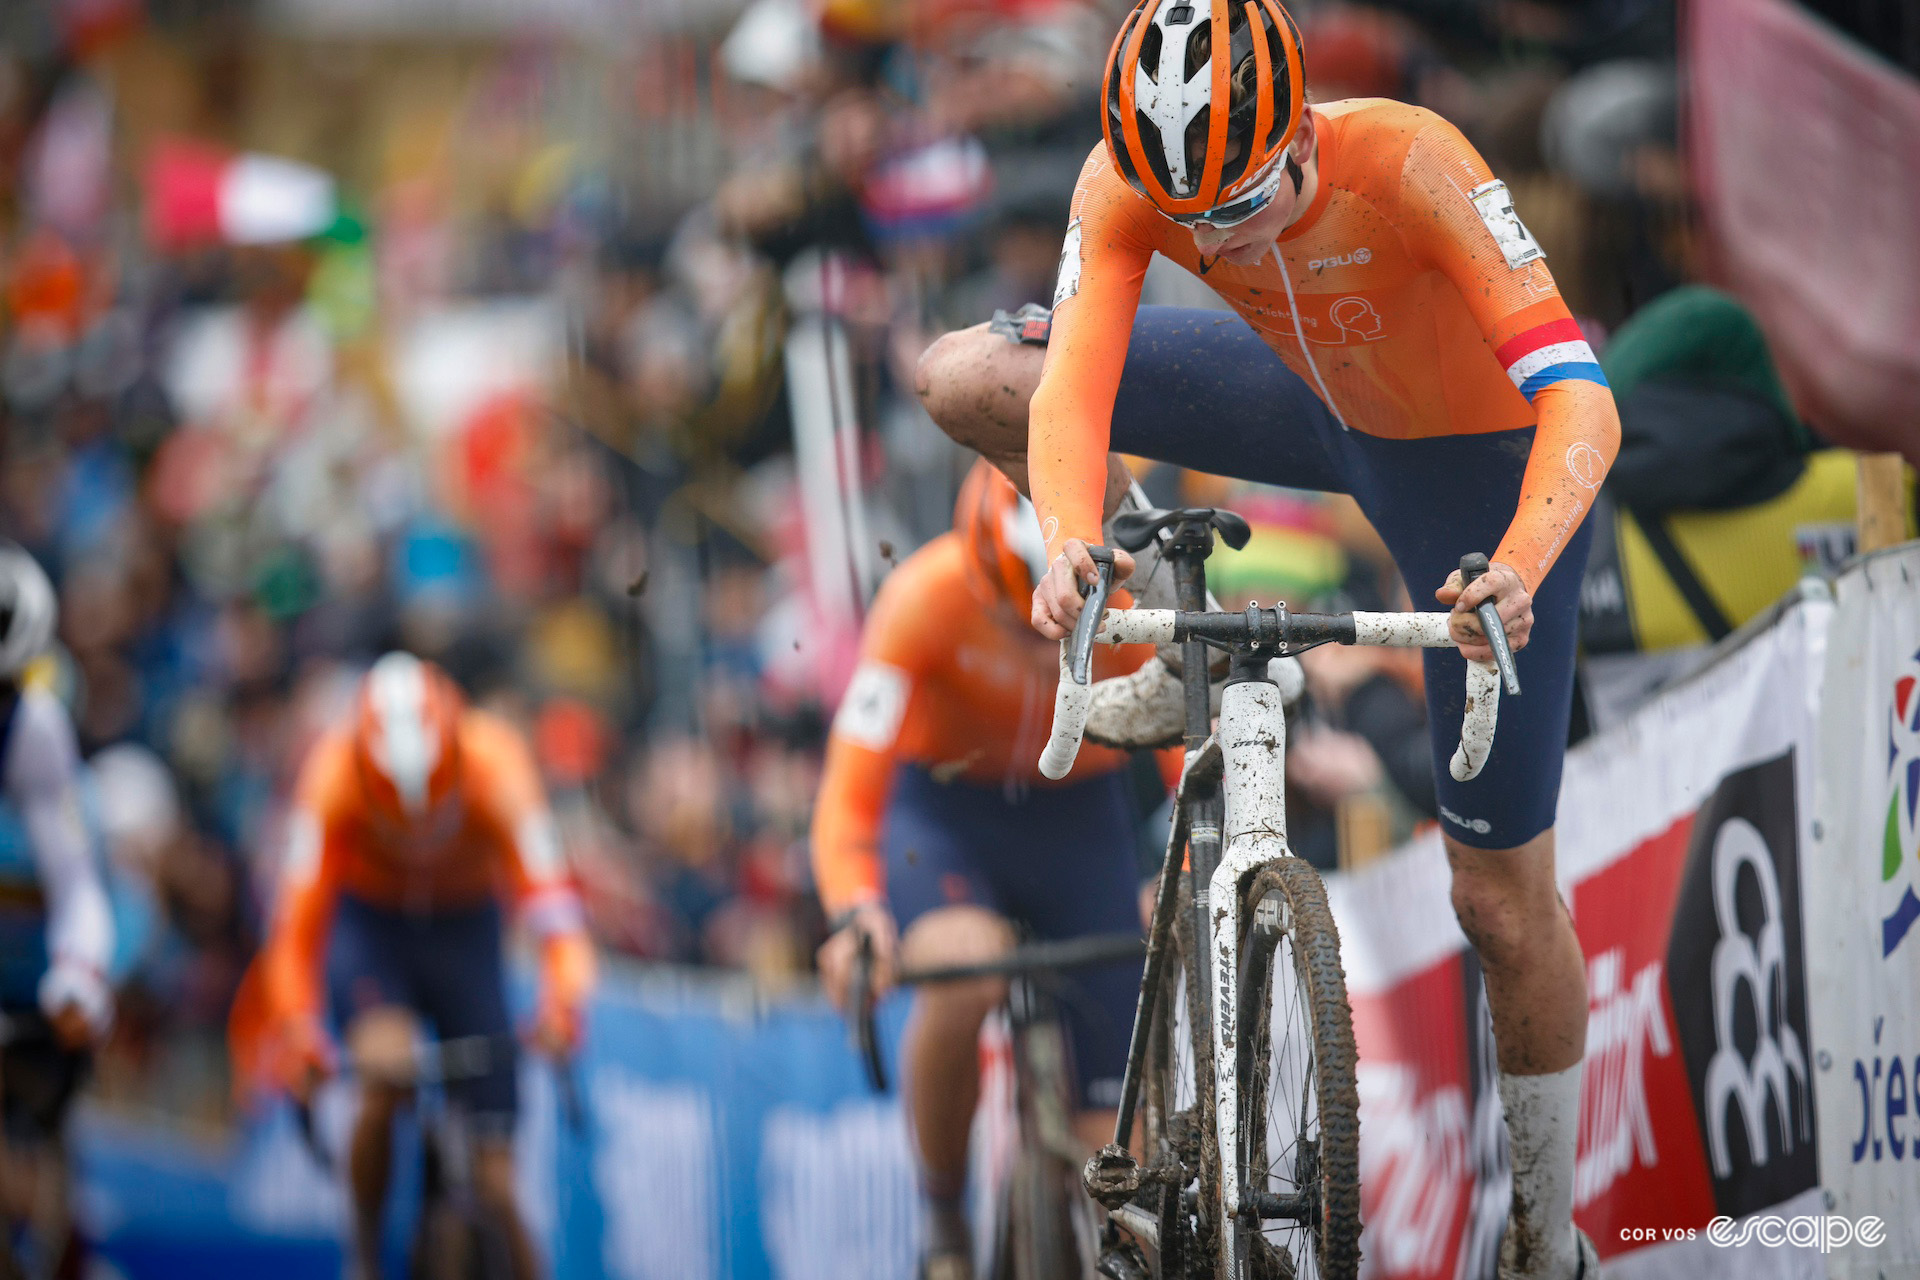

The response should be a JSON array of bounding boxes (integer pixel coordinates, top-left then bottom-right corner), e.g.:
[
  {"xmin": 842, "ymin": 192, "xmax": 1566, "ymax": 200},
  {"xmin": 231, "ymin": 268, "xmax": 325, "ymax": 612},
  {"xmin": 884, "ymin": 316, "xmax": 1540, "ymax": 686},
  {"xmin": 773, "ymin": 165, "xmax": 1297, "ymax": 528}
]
[{"xmin": 1165, "ymin": 517, "xmax": 1222, "ymax": 1053}]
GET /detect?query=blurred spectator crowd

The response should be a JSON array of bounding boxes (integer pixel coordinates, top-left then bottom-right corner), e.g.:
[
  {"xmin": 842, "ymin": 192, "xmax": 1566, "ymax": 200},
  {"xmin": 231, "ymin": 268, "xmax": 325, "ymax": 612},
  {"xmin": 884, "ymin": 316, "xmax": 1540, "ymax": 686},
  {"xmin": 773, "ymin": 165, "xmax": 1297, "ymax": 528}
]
[{"xmin": 1, "ymin": 0, "xmax": 1841, "ymax": 1126}]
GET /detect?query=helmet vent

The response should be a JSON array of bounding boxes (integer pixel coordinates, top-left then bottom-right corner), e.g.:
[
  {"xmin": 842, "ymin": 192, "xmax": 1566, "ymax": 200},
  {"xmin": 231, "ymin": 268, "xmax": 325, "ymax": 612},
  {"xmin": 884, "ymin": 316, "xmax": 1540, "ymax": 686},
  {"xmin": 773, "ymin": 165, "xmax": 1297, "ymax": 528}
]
[
  {"xmin": 1138, "ymin": 24, "xmax": 1163, "ymax": 81},
  {"xmin": 1184, "ymin": 19, "xmax": 1210, "ymax": 79}
]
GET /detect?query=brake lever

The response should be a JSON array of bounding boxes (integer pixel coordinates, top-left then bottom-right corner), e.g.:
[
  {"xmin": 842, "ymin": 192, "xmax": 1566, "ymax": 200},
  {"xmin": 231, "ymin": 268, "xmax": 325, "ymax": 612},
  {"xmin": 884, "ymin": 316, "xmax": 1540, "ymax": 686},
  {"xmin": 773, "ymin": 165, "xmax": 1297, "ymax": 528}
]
[
  {"xmin": 848, "ymin": 930, "xmax": 889, "ymax": 1093},
  {"xmin": 1459, "ymin": 553, "xmax": 1521, "ymax": 697},
  {"xmin": 1069, "ymin": 548, "xmax": 1117, "ymax": 686},
  {"xmin": 294, "ymin": 1098, "xmax": 333, "ymax": 1175},
  {"xmin": 557, "ymin": 1058, "xmax": 587, "ymax": 1134}
]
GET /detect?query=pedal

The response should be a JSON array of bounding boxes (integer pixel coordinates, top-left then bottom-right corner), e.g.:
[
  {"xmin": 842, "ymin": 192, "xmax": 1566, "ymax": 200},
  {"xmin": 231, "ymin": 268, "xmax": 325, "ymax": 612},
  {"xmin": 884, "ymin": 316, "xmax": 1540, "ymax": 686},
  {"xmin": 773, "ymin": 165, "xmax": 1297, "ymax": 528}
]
[
  {"xmin": 1082, "ymin": 1143, "xmax": 1142, "ymax": 1211},
  {"xmin": 1095, "ymin": 1241, "xmax": 1151, "ymax": 1280}
]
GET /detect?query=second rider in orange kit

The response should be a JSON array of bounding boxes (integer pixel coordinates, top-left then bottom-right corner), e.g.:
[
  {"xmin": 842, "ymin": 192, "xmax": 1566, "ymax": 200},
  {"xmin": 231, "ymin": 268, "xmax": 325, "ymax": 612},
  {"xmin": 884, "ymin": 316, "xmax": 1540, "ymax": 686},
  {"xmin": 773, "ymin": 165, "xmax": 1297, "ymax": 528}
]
[{"xmin": 813, "ymin": 463, "xmax": 1172, "ymax": 1280}]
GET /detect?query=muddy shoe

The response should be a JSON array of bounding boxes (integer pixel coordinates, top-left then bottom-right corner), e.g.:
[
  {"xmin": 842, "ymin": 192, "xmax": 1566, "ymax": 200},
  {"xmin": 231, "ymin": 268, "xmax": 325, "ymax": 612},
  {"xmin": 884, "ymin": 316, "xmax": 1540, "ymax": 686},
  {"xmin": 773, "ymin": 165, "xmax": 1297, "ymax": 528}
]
[
  {"xmin": 1084, "ymin": 654, "xmax": 1301, "ymax": 750},
  {"xmin": 1085, "ymin": 656, "xmax": 1191, "ymax": 749},
  {"xmin": 919, "ymin": 1250, "xmax": 973, "ymax": 1280},
  {"xmin": 1498, "ymin": 1224, "xmax": 1597, "ymax": 1280},
  {"xmin": 1573, "ymin": 1228, "xmax": 1597, "ymax": 1280}
]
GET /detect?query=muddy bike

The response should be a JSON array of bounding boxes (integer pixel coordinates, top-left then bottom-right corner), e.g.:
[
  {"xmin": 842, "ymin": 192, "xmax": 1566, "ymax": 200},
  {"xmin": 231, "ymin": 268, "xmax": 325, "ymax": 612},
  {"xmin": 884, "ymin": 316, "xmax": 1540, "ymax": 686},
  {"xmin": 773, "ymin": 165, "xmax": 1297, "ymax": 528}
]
[
  {"xmin": 850, "ymin": 929, "xmax": 1146, "ymax": 1280},
  {"xmin": 295, "ymin": 1034, "xmax": 582, "ymax": 1280},
  {"xmin": 1038, "ymin": 507, "xmax": 1518, "ymax": 1280}
]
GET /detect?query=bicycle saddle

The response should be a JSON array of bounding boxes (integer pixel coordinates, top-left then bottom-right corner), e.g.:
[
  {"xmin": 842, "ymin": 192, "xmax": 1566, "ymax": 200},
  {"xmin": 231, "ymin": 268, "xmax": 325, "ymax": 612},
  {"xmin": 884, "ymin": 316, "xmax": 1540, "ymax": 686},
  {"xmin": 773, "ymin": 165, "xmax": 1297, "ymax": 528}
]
[{"xmin": 1109, "ymin": 506, "xmax": 1252, "ymax": 554}]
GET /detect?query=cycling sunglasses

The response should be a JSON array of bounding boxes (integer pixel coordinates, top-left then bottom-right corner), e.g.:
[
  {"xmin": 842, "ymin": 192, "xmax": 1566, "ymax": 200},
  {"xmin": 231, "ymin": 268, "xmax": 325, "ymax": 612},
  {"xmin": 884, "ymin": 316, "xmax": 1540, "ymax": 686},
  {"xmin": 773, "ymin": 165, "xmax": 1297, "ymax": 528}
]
[{"xmin": 1167, "ymin": 153, "xmax": 1300, "ymax": 230}]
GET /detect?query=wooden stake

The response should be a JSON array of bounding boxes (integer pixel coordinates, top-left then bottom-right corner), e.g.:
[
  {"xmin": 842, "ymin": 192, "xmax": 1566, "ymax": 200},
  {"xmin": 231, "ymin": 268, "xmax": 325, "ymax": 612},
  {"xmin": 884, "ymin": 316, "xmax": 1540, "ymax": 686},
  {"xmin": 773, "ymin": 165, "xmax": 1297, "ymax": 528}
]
[
  {"xmin": 1337, "ymin": 794, "xmax": 1395, "ymax": 873},
  {"xmin": 1857, "ymin": 453, "xmax": 1908, "ymax": 554}
]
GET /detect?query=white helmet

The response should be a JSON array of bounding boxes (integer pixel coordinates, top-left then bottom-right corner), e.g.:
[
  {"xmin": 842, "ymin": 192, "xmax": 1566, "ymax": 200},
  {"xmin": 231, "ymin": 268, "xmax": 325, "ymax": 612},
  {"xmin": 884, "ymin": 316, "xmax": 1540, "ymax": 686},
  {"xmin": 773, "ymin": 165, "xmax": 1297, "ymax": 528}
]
[{"xmin": 0, "ymin": 544, "xmax": 57, "ymax": 678}]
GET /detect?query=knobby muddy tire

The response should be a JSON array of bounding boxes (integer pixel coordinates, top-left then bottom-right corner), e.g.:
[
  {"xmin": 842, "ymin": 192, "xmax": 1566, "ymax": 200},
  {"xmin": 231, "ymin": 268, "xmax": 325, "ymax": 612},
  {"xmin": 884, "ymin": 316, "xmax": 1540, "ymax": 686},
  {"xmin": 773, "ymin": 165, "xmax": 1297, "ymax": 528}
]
[{"xmin": 1236, "ymin": 859, "xmax": 1362, "ymax": 1280}]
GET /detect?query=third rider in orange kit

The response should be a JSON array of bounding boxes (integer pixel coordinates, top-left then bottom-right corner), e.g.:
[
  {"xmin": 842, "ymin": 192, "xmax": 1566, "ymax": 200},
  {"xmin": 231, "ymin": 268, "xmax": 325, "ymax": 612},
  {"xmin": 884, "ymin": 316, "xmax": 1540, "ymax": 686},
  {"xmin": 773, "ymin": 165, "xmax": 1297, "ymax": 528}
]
[{"xmin": 253, "ymin": 653, "xmax": 594, "ymax": 1280}]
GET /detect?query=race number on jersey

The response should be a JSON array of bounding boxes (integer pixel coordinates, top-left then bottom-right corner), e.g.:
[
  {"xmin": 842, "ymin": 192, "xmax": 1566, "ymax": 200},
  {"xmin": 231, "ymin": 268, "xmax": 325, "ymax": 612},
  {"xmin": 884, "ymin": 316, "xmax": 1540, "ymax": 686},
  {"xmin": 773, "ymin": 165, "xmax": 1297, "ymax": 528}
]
[
  {"xmin": 1053, "ymin": 219, "xmax": 1084, "ymax": 308},
  {"xmin": 834, "ymin": 661, "xmax": 911, "ymax": 752},
  {"xmin": 1468, "ymin": 180, "xmax": 1544, "ymax": 271}
]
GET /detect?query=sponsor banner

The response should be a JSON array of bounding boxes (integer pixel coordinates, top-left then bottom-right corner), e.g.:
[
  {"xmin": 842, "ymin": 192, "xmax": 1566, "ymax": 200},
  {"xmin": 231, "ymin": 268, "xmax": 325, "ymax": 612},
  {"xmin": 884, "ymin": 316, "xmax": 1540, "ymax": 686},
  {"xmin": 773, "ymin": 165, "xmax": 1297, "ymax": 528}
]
[
  {"xmin": 1332, "ymin": 587, "xmax": 1830, "ymax": 1277},
  {"xmin": 82, "ymin": 975, "xmax": 934, "ymax": 1280},
  {"xmin": 1810, "ymin": 545, "xmax": 1920, "ymax": 1273}
]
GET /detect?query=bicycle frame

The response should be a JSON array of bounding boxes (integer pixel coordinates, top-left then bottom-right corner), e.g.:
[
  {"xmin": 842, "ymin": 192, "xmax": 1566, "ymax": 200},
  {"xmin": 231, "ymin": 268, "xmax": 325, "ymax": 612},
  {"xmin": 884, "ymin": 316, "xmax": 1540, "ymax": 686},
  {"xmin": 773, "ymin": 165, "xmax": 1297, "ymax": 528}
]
[
  {"xmin": 1059, "ymin": 511, "xmax": 1510, "ymax": 1277},
  {"xmin": 846, "ymin": 931, "xmax": 1148, "ymax": 1280}
]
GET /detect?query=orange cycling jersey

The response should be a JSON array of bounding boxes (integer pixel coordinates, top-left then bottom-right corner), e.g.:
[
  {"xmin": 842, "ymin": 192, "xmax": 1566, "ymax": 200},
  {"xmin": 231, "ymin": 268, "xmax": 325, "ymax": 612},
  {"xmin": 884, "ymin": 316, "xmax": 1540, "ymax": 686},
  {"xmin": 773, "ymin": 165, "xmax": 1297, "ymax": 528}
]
[
  {"xmin": 1031, "ymin": 98, "xmax": 1620, "ymax": 593},
  {"xmin": 810, "ymin": 534, "xmax": 1164, "ymax": 916},
  {"xmin": 260, "ymin": 710, "xmax": 592, "ymax": 1025}
]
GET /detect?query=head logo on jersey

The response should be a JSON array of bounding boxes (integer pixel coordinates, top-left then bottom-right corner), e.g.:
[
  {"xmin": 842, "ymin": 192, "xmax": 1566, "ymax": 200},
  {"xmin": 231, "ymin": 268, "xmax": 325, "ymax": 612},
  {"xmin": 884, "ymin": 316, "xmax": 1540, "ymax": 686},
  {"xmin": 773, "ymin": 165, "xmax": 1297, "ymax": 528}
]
[
  {"xmin": 1880, "ymin": 649, "xmax": 1920, "ymax": 958},
  {"xmin": 955, "ymin": 459, "xmax": 1050, "ymax": 608},
  {"xmin": 352, "ymin": 652, "xmax": 465, "ymax": 829}
]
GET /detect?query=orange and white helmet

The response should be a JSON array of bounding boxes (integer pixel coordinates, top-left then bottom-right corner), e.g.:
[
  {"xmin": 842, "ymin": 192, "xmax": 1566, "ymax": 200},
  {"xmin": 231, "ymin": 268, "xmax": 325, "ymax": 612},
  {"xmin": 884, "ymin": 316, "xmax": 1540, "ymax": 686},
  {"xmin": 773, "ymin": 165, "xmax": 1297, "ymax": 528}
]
[
  {"xmin": 1103, "ymin": 0, "xmax": 1308, "ymax": 225},
  {"xmin": 954, "ymin": 460, "xmax": 1051, "ymax": 607},
  {"xmin": 351, "ymin": 653, "xmax": 465, "ymax": 827}
]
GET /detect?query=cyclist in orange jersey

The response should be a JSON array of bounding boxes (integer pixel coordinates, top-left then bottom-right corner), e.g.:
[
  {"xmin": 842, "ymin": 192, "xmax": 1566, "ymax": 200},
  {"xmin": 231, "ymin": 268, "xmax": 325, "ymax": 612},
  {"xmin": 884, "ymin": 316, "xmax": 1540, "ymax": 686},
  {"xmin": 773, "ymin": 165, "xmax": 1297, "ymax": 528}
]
[
  {"xmin": 913, "ymin": 2, "xmax": 1614, "ymax": 1274},
  {"xmin": 814, "ymin": 461, "xmax": 1170, "ymax": 1280},
  {"xmin": 246, "ymin": 653, "xmax": 594, "ymax": 1280}
]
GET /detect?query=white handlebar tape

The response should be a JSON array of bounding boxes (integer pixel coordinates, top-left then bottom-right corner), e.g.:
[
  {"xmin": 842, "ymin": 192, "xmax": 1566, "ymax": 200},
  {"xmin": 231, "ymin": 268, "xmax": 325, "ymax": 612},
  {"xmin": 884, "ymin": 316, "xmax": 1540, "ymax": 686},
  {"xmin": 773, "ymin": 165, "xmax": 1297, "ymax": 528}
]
[
  {"xmin": 1039, "ymin": 643, "xmax": 1093, "ymax": 780},
  {"xmin": 1449, "ymin": 659, "xmax": 1501, "ymax": 781},
  {"xmin": 1096, "ymin": 609, "xmax": 1177, "ymax": 645},
  {"xmin": 1352, "ymin": 611, "xmax": 1454, "ymax": 647}
]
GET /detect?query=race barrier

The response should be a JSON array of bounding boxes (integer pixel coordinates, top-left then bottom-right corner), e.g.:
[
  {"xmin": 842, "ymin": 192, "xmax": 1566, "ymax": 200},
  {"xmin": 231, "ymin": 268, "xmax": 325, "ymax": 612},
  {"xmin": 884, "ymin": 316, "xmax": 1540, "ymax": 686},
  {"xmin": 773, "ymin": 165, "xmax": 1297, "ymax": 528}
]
[
  {"xmin": 1335, "ymin": 543, "xmax": 1920, "ymax": 1279},
  {"xmin": 82, "ymin": 979, "xmax": 928, "ymax": 1280},
  {"xmin": 76, "ymin": 547, "xmax": 1920, "ymax": 1278}
]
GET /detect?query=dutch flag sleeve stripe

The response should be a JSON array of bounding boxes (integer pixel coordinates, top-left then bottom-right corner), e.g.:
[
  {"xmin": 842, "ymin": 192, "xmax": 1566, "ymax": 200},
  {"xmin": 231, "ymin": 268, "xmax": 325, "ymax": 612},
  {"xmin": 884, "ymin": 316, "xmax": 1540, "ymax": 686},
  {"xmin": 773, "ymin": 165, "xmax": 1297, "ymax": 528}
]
[
  {"xmin": 1518, "ymin": 363, "xmax": 1608, "ymax": 401},
  {"xmin": 1496, "ymin": 320, "xmax": 1608, "ymax": 402}
]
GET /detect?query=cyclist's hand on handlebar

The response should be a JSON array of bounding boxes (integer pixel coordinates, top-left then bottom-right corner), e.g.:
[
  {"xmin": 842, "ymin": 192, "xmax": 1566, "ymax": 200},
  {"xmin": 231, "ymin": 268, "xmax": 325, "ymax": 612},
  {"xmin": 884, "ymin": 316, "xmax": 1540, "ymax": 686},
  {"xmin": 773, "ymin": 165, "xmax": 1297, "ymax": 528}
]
[
  {"xmin": 278, "ymin": 1016, "xmax": 338, "ymax": 1106},
  {"xmin": 48, "ymin": 1002, "xmax": 95, "ymax": 1051},
  {"xmin": 817, "ymin": 901, "xmax": 898, "ymax": 1012},
  {"xmin": 529, "ymin": 996, "xmax": 584, "ymax": 1059},
  {"xmin": 1435, "ymin": 560, "xmax": 1532, "ymax": 662},
  {"xmin": 1031, "ymin": 539, "xmax": 1134, "ymax": 640}
]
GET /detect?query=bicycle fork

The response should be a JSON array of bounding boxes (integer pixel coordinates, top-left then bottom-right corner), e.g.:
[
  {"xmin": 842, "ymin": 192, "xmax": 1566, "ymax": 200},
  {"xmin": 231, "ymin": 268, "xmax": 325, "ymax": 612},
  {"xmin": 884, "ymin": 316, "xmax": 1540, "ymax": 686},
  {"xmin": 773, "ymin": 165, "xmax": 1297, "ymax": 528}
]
[{"xmin": 1208, "ymin": 665, "xmax": 1290, "ymax": 1278}]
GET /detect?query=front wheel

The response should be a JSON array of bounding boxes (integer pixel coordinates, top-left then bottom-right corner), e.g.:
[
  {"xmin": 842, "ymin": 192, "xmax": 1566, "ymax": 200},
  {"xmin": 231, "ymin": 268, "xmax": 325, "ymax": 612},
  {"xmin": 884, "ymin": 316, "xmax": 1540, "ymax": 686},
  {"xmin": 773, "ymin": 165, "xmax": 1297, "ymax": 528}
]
[{"xmin": 1232, "ymin": 859, "xmax": 1362, "ymax": 1280}]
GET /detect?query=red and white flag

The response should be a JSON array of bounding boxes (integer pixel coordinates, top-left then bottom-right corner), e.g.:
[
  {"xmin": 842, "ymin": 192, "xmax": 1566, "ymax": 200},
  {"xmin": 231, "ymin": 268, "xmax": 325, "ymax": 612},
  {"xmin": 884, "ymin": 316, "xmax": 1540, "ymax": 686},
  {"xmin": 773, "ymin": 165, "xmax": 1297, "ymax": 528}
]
[{"xmin": 143, "ymin": 138, "xmax": 337, "ymax": 251}]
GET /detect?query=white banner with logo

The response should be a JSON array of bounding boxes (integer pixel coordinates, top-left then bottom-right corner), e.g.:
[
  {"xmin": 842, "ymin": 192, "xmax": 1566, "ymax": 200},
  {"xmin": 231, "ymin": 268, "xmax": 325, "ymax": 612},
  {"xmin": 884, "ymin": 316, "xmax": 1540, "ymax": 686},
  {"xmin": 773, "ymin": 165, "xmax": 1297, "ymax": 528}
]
[{"xmin": 1808, "ymin": 544, "xmax": 1920, "ymax": 1276}]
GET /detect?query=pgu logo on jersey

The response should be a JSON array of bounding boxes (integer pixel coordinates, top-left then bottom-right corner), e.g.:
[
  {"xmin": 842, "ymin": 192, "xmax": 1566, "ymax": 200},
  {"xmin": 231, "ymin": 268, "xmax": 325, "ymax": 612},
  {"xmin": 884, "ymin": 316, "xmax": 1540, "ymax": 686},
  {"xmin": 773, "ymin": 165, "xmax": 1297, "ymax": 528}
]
[
  {"xmin": 1877, "ymin": 648, "xmax": 1920, "ymax": 958},
  {"xmin": 1665, "ymin": 751, "xmax": 1818, "ymax": 1216}
]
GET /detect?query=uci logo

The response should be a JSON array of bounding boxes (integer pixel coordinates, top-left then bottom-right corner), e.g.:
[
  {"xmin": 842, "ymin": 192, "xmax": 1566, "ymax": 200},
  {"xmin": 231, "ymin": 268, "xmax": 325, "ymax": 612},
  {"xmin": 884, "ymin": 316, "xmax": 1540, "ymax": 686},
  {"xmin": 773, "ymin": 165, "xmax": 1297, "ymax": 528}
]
[
  {"xmin": 1308, "ymin": 247, "xmax": 1371, "ymax": 271},
  {"xmin": 1879, "ymin": 649, "xmax": 1920, "ymax": 958}
]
